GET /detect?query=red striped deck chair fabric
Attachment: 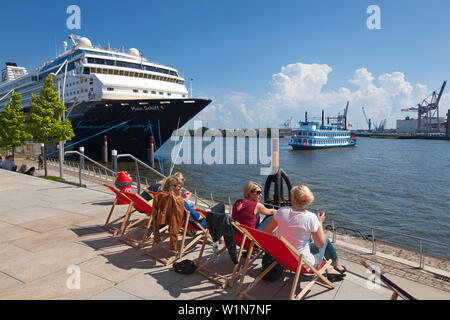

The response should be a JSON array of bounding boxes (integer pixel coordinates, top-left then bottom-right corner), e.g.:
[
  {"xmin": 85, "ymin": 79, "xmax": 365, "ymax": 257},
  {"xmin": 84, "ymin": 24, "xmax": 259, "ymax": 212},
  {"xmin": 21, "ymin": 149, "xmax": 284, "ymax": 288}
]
[
  {"xmin": 102, "ymin": 184, "xmax": 134, "ymax": 235},
  {"xmin": 145, "ymin": 204, "xmax": 209, "ymax": 266},
  {"xmin": 196, "ymin": 221, "xmax": 262, "ymax": 288},
  {"xmin": 235, "ymin": 223, "xmax": 335, "ymax": 300},
  {"xmin": 118, "ymin": 191, "xmax": 160, "ymax": 248}
]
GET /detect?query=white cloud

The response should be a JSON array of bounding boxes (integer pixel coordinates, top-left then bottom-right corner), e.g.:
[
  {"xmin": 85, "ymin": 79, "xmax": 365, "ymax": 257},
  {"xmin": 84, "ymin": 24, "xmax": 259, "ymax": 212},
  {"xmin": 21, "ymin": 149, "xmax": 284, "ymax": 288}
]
[{"xmin": 192, "ymin": 63, "xmax": 448, "ymax": 130}]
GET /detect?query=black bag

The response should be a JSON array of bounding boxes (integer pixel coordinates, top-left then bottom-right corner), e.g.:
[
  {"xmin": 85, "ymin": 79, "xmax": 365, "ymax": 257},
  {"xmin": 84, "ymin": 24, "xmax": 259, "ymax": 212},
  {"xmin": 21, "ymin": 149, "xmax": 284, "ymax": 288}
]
[
  {"xmin": 173, "ymin": 259, "xmax": 197, "ymax": 275},
  {"xmin": 261, "ymin": 252, "xmax": 284, "ymax": 281}
]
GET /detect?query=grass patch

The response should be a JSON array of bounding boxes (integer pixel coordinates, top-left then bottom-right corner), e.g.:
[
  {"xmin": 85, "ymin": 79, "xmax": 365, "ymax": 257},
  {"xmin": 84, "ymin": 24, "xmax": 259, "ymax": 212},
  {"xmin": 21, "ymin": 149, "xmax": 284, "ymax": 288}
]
[{"xmin": 39, "ymin": 176, "xmax": 65, "ymax": 182}]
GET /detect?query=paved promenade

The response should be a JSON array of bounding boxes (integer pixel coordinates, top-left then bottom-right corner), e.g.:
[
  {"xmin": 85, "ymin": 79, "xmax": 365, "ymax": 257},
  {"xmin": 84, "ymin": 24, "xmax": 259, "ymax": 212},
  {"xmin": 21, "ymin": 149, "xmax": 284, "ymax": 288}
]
[{"xmin": 0, "ymin": 168, "xmax": 448, "ymax": 300}]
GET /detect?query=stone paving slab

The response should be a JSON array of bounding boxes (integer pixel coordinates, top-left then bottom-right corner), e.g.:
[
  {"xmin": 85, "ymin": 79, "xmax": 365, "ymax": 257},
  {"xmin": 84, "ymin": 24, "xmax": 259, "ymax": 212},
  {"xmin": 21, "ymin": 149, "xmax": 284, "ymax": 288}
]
[
  {"xmin": 114, "ymin": 269, "xmax": 185, "ymax": 300},
  {"xmin": 0, "ymin": 224, "xmax": 39, "ymax": 243},
  {"xmin": 78, "ymin": 248, "xmax": 158, "ymax": 284},
  {"xmin": 18, "ymin": 213, "xmax": 92, "ymax": 233},
  {"xmin": 0, "ymin": 206, "xmax": 67, "ymax": 225},
  {"xmin": 89, "ymin": 287, "xmax": 144, "ymax": 300},
  {"xmin": 0, "ymin": 269, "xmax": 114, "ymax": 300},
  {"xmin": 0, "ymin": 242, "xmax": 98, "ymax": 283},
  {"xmin": 0, "ymin": 272, "xmax": 23, "ymax": 292}
]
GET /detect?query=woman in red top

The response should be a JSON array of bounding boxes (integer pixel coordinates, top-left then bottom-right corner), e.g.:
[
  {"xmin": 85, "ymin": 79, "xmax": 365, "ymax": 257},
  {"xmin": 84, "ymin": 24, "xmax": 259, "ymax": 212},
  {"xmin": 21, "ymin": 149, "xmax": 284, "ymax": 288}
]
[{"xmin": 232, "ymin": 182, "xmax": 276, "ymax": 230}]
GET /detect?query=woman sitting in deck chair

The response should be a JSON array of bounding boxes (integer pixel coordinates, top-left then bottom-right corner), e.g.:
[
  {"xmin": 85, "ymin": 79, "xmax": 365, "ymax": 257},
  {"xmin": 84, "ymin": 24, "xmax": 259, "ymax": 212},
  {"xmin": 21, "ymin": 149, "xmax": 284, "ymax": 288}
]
[
  {"xmin": 264, "ymin": 185, "xmax": 345, "ymax": 282},
  {"xmin": 232, "ymin": 181, "xmax": 276, "ymax": 231}
]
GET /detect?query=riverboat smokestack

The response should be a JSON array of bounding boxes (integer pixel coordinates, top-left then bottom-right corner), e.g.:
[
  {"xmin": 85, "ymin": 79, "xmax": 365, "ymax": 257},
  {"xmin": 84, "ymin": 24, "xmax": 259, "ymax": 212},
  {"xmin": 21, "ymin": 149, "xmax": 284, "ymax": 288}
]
[
  {"xmin": 322, "ymin": 110, "xmax": 325, "ymax": 129},
  {"xmin": 305, "ymin": 111, "xmax": 308, "ymax": 122}
]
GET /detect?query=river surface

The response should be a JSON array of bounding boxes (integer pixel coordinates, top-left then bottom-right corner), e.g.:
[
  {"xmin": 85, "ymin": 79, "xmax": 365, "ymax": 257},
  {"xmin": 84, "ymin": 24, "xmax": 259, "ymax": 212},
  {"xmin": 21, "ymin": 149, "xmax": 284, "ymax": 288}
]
[{"xmin": 114, "ymin": 136, "xmax": 450, "ymax": 259}]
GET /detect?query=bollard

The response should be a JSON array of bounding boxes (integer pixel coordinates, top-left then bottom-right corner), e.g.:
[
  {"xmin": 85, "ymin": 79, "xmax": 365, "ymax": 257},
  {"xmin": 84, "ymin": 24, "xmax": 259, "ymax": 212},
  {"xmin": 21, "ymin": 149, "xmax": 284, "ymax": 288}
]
[
  {"xmin": 102, "ymin": 135, "xmax": 108, "ymax": 163},
  {"xmin": 419, "ymin": 240, "xmax": 424, "ymax": 269},
  {"xmin": 147, "ymin": 136, "xmax": 155, "ymax": 168},
  {"xmin": 371, "ymin": 228, "xmax": 376, "ymax": 255},
  {"xmin": 79, "ymin": 147, "xmax": 85, "ymax": 169},
  {"xmin": 111, "ymin": 150, "xmax": 118, "ymax": 172},
  {"xmin": 58, "ymin": 144, "xmax": 64, "ymax": 179}
]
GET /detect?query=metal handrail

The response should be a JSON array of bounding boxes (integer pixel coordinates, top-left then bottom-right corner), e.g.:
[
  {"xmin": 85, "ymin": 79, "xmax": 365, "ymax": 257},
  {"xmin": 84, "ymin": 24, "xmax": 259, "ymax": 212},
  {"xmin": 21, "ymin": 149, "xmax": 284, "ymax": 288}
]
[
  {"xmin": 117, "ymin": 153, "xmax": 165, "ymax": 179},
  {"xmin": 329, "ymin": 217, "xmax": 450, "ymax": 248},
  {"xmin": 65, "ymin": 151, "xmax": 115, "ymax": 175}
]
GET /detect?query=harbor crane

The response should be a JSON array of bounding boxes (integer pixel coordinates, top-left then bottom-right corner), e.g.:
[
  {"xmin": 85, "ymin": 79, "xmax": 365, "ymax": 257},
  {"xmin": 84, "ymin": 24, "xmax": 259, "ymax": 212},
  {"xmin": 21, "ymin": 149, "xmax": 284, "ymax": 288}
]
[
  {"xmin": 280, "ymin": 117, "xmax": 293, "ymax": 128},
  {"xmin": 362, "ymin": 107, "xmax": 372, "ymax": 131},
  {"xmin": 327, "ymin": 101, "xmax": 349, "ymax": 130},
  {"xmin": 401, "ymin": 80, "xmax": 447, "ymax": 133}
]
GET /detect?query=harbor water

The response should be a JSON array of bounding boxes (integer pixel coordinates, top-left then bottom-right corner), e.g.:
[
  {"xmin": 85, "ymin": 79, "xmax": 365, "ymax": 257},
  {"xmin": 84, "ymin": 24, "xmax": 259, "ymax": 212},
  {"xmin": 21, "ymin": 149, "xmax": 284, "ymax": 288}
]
[{"xmin": 115, "ymin": 136, "xmax": 450, "ymax": 259}]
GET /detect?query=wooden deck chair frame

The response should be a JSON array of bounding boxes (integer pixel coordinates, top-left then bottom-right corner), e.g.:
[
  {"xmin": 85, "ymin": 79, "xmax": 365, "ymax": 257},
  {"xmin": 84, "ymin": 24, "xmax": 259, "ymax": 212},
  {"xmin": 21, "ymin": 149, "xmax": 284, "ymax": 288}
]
[
  {"xmin": 144, "ymin": 207, "xmax": 208, "ymax": 266},
  {"xmin": 195, "ymin": 221, "xmax": 263, "ymax": 288},
  {"xmin": 235, "ymin": 223, "xmax": 335, "ymax": 300},
  {"xmin": 361, "ymin": 260, "xmax": 417, "ymax": 300},
  {"xmin": 103, "ymin": 184, "xmax": 135, "ymax": 235},
  {"xmin": 117, "ymin": 191, "xmax": 166, "ymax": 249}
]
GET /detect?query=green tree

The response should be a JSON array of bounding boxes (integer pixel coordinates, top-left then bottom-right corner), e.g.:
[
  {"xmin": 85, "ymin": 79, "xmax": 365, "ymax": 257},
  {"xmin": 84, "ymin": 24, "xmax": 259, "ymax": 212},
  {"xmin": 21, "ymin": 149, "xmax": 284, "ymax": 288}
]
[
  {"xmin": 27, "ymin": 75, "xmax": 74, "ymax": 176},
  {"xmin": 0, "ymin": 92, "xmax": 32, "ymax": 157}
]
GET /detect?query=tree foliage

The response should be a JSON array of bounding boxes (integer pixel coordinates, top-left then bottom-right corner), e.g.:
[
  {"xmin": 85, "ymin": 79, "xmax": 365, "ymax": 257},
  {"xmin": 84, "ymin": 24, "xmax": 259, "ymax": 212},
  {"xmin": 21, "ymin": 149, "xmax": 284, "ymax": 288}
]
[
  {"xmin": 27, "ymin": 75, "xmax": 74, "ymax": 144},
  {"xmin": 0, "ymin": 92, "xmax": 32, "ymax": 153}
]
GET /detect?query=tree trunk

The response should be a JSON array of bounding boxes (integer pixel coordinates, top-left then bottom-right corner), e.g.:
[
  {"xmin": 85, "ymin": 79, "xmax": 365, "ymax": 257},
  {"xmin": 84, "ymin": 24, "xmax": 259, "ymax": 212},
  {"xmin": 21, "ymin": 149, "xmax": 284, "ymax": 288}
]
[{"xmin": 44, "ymin": 144, "xmax": 48, "ymax": 177}]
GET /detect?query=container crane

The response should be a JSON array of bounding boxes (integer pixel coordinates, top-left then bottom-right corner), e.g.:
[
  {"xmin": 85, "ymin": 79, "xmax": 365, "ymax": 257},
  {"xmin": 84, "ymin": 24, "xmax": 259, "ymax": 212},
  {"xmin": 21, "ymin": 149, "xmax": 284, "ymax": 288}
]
[
  {"xmin": 327, "ymin": 101, "xmax": 349, "ymax": 130},
  {"xmin": 401, "ymin": 81, "xmax": 447, "ymax": 133},
  {"xmin": 362, "ymin": 107, "xmax": 372, "ymax": 131}
]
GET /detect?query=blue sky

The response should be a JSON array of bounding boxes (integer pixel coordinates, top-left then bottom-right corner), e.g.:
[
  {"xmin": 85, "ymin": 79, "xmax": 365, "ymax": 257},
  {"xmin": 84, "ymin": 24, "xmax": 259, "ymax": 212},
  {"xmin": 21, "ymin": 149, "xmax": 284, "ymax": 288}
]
[{"xmin": 1, "ymin": 0, "xmax": 450, "ymax": 129}]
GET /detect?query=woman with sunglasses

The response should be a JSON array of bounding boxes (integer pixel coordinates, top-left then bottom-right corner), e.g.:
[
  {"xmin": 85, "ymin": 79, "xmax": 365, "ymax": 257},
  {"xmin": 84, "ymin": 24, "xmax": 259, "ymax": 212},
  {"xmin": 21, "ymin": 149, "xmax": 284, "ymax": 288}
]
[{"xmin": 232, "ymin": 181, "xmax": 276, "ymax": 230}]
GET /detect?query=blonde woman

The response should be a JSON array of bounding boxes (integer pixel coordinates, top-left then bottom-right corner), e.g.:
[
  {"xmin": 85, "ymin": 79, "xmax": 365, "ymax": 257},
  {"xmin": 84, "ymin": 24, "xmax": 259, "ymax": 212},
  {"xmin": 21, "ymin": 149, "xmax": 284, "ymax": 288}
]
[
  {"xmin": 19, "ymin": 164, "xmax": 28, "ymax": 174},
  {"xmin": 152, "ymin": 175, "xmax": 186, "ymax": 250},
  {"xmin": 165, "ymin": 173, "xmax": 207, "ymax": 229},
  {"xmin": 232, "ymin": 181, "xmax": 276, "ymax": 230},
  {"xmin": 264, "ymin": 185, "xmax": 346, "ymax": 282}
]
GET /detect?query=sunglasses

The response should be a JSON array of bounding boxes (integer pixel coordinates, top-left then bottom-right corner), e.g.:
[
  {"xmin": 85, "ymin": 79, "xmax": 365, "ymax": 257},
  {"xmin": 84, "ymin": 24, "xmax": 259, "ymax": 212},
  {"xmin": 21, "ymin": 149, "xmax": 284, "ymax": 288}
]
[{"xmin": 251, "ymin": 190, "xmax": 263, "ymax": 195}]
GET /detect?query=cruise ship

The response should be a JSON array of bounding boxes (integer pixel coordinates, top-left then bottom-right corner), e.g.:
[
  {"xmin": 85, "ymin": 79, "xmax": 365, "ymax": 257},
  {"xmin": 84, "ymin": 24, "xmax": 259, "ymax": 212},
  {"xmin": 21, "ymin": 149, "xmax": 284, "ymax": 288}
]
[
  {"xmin": 0, "ymin": 35, "xmax": 211, "ymax": 160},
  {"xmin": 289, "ymin": 108, "xmax": 357, "ymax": 150}
]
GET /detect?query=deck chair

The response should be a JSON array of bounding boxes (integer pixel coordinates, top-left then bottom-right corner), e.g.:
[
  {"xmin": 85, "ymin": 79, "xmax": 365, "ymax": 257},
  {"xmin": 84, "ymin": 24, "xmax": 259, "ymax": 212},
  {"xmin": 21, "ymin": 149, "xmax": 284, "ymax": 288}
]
[
  {"xmin": 361, "ymin": 260, "xmax": 417, "ymax": 300},
  {"xmin": 118, "ymin": 191, "xmax": 165, "ymax": 248},
  {"xmin": 235, "ymin": 223, "xmax": 335, "ymax": 300},
  {"xmin": 144, "ymin": 205, "xmax": 209, "ymax": 266},
  {"xmin": 102, "ymin": 184, "xmax": 134, "ymax": 235},
  {"xmin": 196, "ymin": 221, "xmax": 263, "ymax": 288}
]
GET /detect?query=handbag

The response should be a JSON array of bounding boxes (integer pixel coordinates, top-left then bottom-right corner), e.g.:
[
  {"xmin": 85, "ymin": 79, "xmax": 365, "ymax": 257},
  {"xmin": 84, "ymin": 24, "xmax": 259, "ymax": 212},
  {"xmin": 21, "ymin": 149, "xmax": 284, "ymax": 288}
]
[
  {"xmin": 261, "ymin": 252, "xmax": 284, "ymax": 281},
  {"xmin": 173, "ymin": 259, "xmax": 197, "ymax": 274}
]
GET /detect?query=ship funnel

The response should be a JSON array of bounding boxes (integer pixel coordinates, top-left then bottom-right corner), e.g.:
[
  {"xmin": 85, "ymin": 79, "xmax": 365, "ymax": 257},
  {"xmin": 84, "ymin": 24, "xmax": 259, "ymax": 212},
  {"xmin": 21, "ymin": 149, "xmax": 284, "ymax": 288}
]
[{"xmin": 322, "ymin": 110, "xmax": 325, "ymax": 128}]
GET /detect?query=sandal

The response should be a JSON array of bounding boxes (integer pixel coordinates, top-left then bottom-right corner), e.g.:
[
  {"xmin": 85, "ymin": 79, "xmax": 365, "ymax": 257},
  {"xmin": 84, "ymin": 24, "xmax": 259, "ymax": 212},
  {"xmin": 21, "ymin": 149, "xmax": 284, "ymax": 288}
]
[
  {"xmin": 336, "ymin": 266, "xmax": 347, "ymax": 274},
  {"xmin": 327, "ymin": 273, "xmax": 345, "ymax": 282}
]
